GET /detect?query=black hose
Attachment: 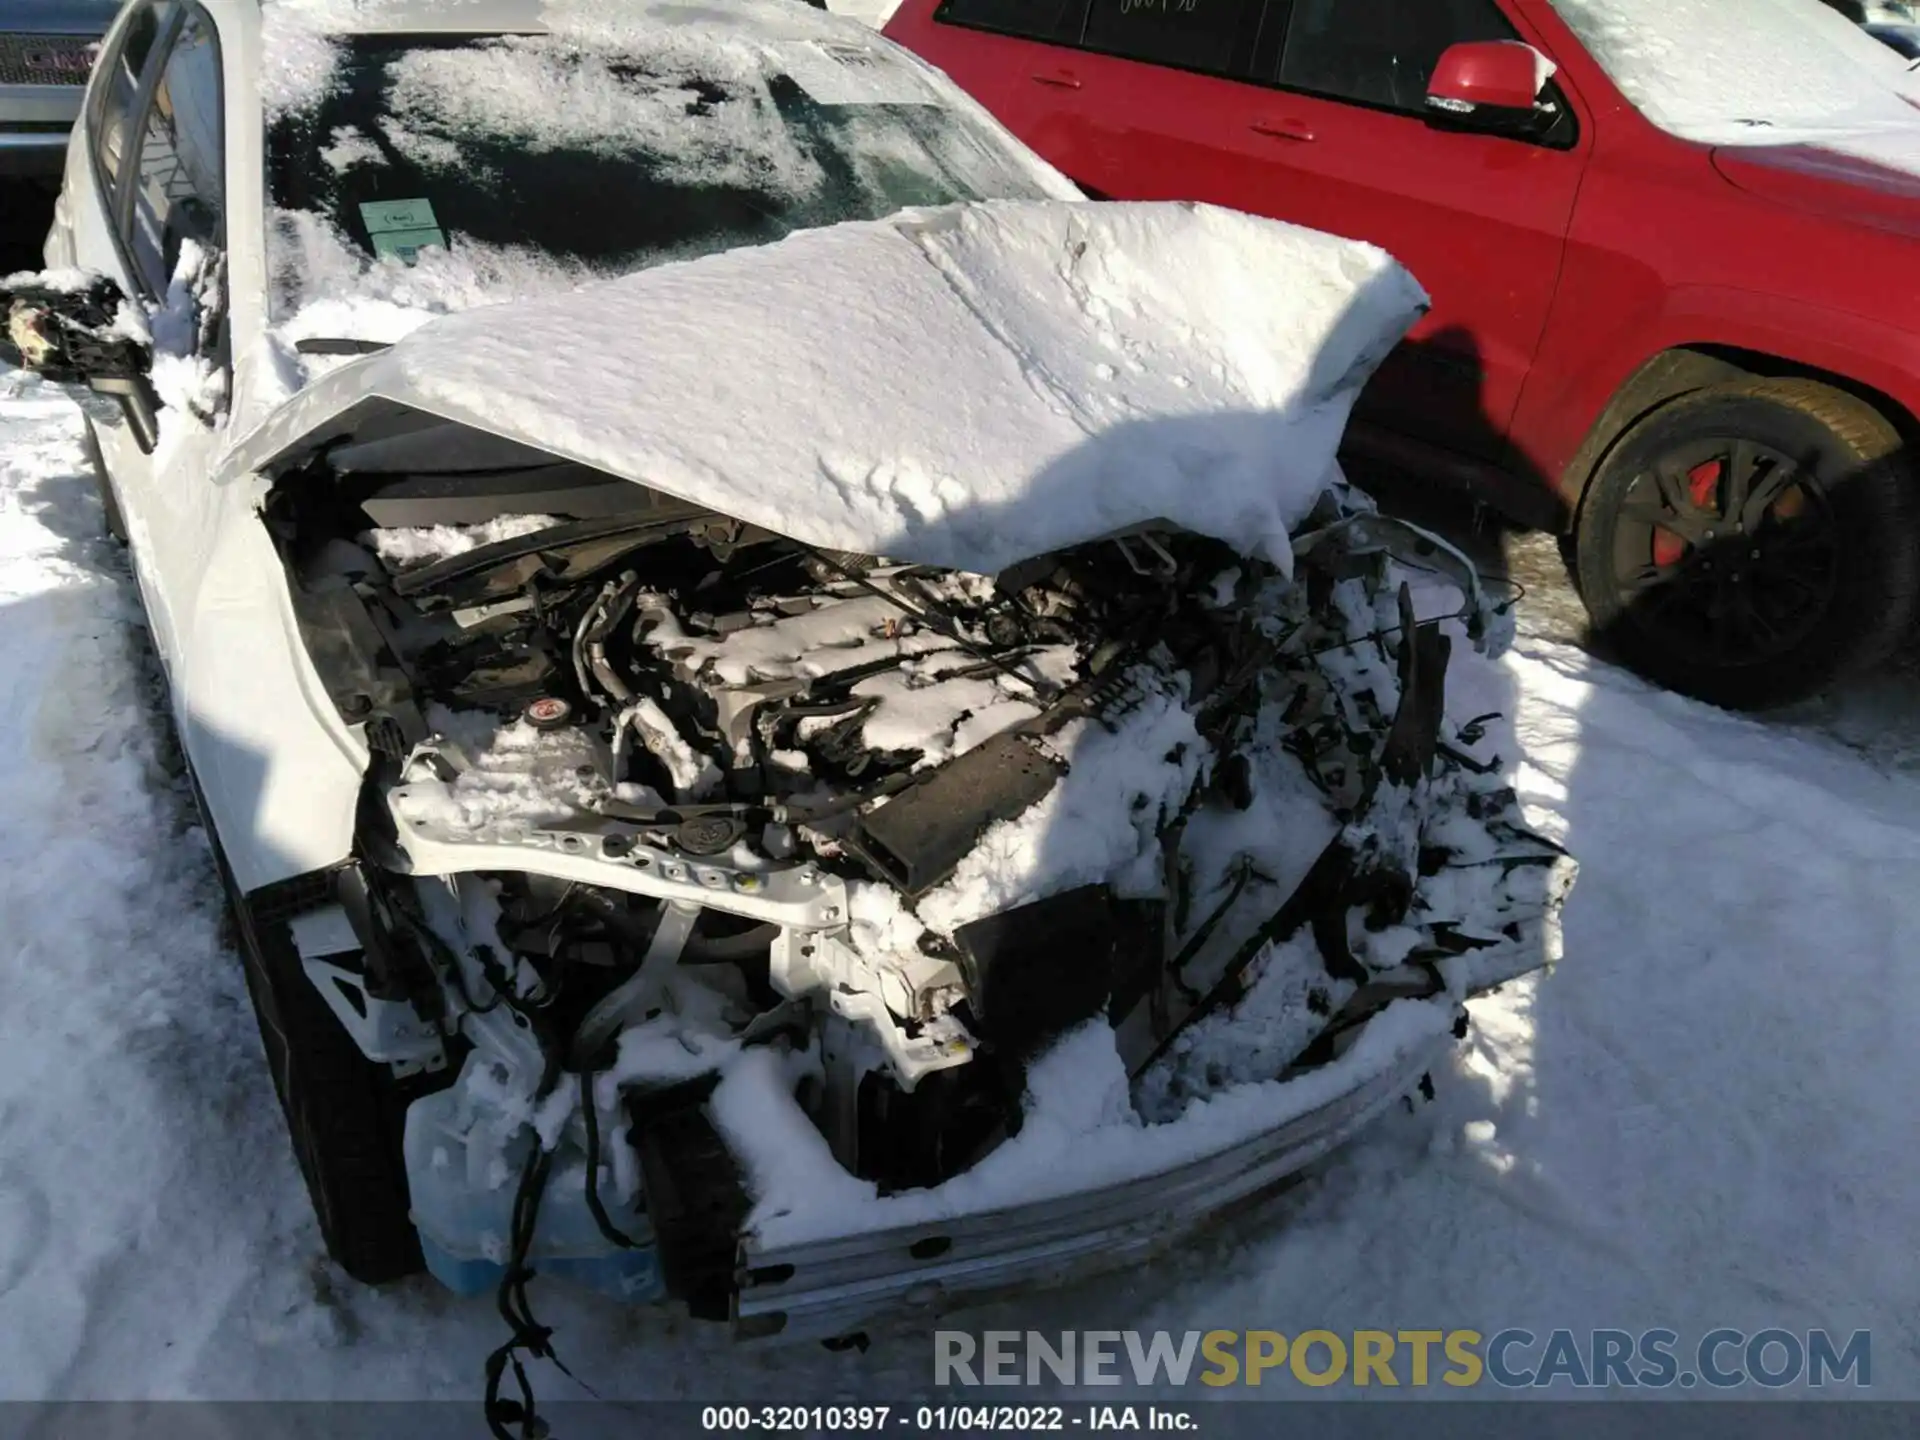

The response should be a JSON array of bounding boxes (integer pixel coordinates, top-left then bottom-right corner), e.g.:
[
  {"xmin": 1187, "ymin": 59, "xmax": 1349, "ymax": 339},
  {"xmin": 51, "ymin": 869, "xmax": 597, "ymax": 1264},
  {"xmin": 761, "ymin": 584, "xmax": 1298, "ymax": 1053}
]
[
  {"xmin": 484, "ymin": 1106, "xmax": 565, "ymax": 1438},
  {"xmin": 579, "ymin": 1068, "xmax": 643, "ymax": 1251},
  {"xmin": 776, "ymin": 769, "xmax": 918, "ymax": 824},
  {"xmin": 482, "ymin": 1057, "xmax": 597, "ymax": 1438},
  {"xmin": 585, "ymin": 766, "xmax": 915, "ymax": 828},
  {"xmin": 590, "ymin": 797, "xmax": 766, "ymax": 826},
  {"xmin": 796, "ymin": 543, "xmax": 1059, "ymax": 698}
]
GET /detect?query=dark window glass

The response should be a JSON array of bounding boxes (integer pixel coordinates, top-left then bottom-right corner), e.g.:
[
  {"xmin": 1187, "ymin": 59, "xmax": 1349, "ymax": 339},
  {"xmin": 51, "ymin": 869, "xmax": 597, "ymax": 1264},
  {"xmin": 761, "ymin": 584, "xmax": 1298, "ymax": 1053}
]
[
  {"xmin": 1081, "ymin": 0, "xmax": 1254, "ymax": 76},
  {"xmin": 93, "ymin": 0, "xmax": 167, "ymax": 191},
  {"xmin": 935, "ymin": 0, "xmax": 1089, "ymax": 42},
  {"xmin": 122, "ymin": 3, "xmax": 165, "ymax": 75},
  {"xmin": 127, "ymin": 7, "xmax": 223, "ymax": 295},
  {"xmin": 1278, "ymin": 0, "xmax": 1518, "ymax": 112}
]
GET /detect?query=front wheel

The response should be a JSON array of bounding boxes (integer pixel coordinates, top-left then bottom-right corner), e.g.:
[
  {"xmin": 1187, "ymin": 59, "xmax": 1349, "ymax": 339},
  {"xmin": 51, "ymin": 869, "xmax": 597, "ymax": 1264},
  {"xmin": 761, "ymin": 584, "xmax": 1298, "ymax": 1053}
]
[
  {"xmin": 198, "ymin": 807, "xmax": 428, "ymax": 1284},
  {"xmin": 1573, "ymin": 378, "xmax": 1920, "ymax": 710},
  {"xmin": 228, "ymin": 882, "xmax": 428, "ymax": 1284}
]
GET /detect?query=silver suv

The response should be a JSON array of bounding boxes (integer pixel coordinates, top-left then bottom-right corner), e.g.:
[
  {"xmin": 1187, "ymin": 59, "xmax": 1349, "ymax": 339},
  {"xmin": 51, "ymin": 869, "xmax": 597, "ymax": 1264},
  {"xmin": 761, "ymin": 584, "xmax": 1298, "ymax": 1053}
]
[{"xmin": 1, "ymin": 0, "xmax": 122, "ymax": 178}]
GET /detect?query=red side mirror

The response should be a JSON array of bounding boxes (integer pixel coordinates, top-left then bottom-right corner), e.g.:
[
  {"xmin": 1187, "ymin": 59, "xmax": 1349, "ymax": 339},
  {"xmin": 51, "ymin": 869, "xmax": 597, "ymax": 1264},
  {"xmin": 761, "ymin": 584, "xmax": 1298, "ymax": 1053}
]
[{"xmin": 1427, "ymin": 40, "xmax": 1551, "ymax": 117}]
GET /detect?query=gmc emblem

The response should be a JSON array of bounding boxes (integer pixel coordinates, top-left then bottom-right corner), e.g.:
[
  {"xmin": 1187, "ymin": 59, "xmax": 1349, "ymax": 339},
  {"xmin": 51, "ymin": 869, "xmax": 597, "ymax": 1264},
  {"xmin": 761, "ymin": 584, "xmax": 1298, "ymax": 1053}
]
[{"xmin": 23, "ymin": 47, "xmax": 93, "ymax": 74}]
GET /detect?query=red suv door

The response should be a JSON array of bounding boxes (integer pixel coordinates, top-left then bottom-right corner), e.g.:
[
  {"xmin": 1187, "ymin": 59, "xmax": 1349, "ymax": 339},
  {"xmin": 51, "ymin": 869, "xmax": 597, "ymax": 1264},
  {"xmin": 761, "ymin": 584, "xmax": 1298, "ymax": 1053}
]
[{"xmin": 888, "ymin": 0, "xmax": 1590, "ymax": 467}]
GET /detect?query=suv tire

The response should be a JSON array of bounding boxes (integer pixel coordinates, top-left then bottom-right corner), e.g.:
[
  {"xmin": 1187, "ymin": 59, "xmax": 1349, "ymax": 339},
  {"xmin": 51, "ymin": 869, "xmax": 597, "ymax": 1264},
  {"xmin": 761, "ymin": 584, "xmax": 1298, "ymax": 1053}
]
[{"xmin": 1573, "ymin": 378, "xmax": 1920, "ymax": 709}]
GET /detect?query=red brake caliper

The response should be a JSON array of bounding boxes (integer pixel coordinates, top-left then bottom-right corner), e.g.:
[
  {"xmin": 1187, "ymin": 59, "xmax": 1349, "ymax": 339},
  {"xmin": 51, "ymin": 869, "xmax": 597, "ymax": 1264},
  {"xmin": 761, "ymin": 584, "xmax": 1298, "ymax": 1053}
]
[{"xmin": 1651, "ymin": 459, "xmax": 1724, "ymax": 568}]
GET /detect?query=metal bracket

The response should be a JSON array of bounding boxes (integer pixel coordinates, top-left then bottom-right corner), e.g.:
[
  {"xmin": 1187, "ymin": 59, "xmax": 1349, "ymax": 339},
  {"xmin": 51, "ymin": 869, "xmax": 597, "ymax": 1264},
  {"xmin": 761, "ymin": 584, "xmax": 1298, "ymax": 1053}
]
[
  {"xmin": 388, "ymin": 785, "xmax": 973, "ymax": 1088},
  {"xmin": 571, "ymin": 901, "xmax": 700, "ymax": 1064},
  {"xmin": 298, "ymin": 955, "xmax": 448, "ymax": 1076},
  {"xmin": 290, "ymin": 907, "xmax": 446, "ymax": 1073},
  {"xmin": 388, "ymin": 782, "xmax": 849, "ymax": 930},
  {"xmin": 770, "ymin": 930, "xmax": 974, "ymax": 1089}
]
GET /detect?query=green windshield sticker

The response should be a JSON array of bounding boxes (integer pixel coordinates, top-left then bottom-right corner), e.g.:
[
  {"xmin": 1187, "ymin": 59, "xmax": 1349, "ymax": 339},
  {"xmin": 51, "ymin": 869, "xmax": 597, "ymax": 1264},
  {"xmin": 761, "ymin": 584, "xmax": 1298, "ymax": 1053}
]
[
  {"xmin": 359, "ymin": 198, "xmax": 445, "ymax": 264},
  {"xmin": 361, "ymin": 197, "xmax": 438, "ymax": 234}
]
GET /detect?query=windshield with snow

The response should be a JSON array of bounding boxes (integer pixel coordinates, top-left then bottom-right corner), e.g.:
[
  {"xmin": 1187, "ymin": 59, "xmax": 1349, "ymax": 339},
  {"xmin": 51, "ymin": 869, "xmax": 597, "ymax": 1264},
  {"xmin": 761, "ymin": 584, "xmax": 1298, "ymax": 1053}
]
[
  {"xmin": 263, "ymin": 30, "xmax": 1051, "ymax": 327},
  {"xmin": 1549, "ymin": 0, "xmax": 1920, "ymax": 145}
]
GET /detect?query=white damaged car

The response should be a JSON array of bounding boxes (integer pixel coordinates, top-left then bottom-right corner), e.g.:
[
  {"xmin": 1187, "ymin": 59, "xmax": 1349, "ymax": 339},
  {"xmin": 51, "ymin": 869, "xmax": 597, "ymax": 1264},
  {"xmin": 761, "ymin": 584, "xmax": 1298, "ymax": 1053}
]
[{"xmin": 3, "ymin": 0, "xmax": 1574, "ymax": 1368}]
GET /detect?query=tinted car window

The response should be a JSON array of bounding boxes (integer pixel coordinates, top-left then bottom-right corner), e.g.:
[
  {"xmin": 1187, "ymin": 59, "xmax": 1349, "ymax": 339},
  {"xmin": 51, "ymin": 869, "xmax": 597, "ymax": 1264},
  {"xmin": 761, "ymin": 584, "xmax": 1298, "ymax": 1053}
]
[
  {"xmin": 127, "ymin": 6, "xmax": 223, "ymax": 295},
  {"xmin": 93, "ymin": 0, "xmax": 168, "ymax": 193},
  {"xmin": 1279, "ymin": 0, "xmax": 1519, "ymax": 111},
  {"xmin": 1081, "ymin": 0, "xmax": 1257, "ymax": 76},
  {"xmin": 934, "ymin": 0, "xmax": 1091, "ymax": 42}
]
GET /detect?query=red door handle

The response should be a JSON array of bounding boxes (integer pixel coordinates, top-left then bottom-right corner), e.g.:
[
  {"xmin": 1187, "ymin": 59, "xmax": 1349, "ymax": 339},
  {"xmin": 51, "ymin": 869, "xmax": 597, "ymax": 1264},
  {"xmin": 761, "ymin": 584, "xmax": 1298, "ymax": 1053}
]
[
  {"xmin": 1031, "ymin": 70, "xmax": 1083, "ymax": 89},
  {"xmin": 1251, "ymin": 118, "xmax": 1315, "ymax": 141}
]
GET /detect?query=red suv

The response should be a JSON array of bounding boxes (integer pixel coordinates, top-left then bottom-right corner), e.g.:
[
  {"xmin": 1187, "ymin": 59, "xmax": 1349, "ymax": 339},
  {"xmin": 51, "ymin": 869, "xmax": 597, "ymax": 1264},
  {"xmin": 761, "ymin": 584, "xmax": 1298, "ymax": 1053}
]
[{"xmin": 886, "ymin": 0, "xmax": 1920, "ymax": 709}]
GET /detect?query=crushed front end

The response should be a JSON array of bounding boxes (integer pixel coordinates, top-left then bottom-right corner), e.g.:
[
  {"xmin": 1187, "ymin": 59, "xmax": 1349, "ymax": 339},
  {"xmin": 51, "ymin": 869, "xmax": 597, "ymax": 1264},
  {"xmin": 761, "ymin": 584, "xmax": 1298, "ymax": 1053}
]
[{"xmin": 257, "ymin": 434, "xmax": 1572, "ymax": 1339}]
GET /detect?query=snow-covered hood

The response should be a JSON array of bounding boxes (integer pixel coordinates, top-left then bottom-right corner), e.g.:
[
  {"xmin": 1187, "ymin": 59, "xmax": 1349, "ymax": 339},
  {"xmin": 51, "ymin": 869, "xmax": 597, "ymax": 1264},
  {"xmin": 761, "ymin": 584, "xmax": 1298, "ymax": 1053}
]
[
  {"xmin": 1549, "ymin": 0, "xmax": 1920, "ymax": 146},
  {"xmin": 1712, "ymin": 139, "xmax": 1920, "ymax": 239},
  {"xmin": 234, "ymin": 199, "xmax": 1428, "ymax": 575}
]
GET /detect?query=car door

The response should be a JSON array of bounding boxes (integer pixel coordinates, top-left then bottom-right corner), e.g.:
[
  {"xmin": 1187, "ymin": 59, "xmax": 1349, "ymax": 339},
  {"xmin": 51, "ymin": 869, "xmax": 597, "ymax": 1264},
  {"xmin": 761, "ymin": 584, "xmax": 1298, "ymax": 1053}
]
[
  {"xmin": 902, "ymin": 0, "xmax": 1274, "ymax": 202},
  {"xmin": 72, "ymin": 0, "xmax": 231, "ymax": 670},
  {"xmin": 1247, "ymin": 0, "xmax": 1587, "ymax": 459}
]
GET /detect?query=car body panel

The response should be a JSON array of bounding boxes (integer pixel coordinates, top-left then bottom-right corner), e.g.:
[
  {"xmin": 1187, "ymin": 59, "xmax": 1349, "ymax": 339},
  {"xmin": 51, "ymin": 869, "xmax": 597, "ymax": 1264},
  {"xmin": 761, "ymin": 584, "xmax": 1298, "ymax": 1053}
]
[
  {"xmin": 175, "ymin": 508, "xmax": 368, "ymax": 892},
  {"xmin": 890, "ymin": 1, "xmax": 1586, "ymax": 465},
  {"xmin": 1711, "ymin": 142, "xmax": 1920, "ymax": 233},
  {"xmin": 222, "ymin": 197, "xmax": 1427, "ymax": 577}
]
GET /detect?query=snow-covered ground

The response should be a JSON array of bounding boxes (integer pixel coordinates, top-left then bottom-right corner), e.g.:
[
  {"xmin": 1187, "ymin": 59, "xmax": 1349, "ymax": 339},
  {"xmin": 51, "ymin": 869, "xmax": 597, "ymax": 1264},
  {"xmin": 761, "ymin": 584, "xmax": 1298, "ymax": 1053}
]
[{"xmin": 4, "ymin": 364, "xmax": 1918, "ymax": 1400}]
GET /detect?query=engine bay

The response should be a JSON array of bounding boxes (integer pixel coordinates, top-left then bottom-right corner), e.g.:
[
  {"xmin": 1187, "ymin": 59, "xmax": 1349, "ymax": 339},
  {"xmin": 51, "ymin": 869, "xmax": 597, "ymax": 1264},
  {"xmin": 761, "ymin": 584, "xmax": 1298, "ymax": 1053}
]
[{"xmin": 256, "ymin": 422, "xmax": 1571, "ymax": 1323}]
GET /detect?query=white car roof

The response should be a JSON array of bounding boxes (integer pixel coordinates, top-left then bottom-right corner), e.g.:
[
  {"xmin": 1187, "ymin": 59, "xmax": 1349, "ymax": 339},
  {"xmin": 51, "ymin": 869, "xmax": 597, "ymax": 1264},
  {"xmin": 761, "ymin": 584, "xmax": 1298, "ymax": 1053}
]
[{"xmin": 254, "ymin": 0, "xmax": 874, "ymax": 40}]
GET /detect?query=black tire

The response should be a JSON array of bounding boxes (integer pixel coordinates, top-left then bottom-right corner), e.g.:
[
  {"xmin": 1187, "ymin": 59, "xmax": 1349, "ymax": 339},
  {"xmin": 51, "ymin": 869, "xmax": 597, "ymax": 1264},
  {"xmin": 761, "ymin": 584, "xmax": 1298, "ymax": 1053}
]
[
  {"xmin": 1573, "ymin": 378, "xmax": 1920, "ymax": 709},
  {"xmin": 1556, "ymin": 532, "xmax": 1582, "ymax": 599},
  {"xmin": 81, "ymin": 419, "xmax": 127, "ymax": 544},
  {"xmin": 203, "ymin": 823, "xmax": 427, "ymax": 1284}
]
